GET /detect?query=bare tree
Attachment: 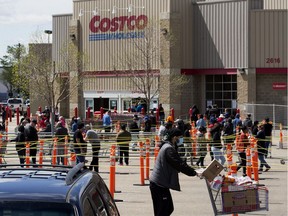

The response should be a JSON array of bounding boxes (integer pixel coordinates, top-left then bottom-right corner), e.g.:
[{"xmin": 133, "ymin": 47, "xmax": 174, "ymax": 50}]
[{"xmin": 113, "ymin": 19, "xmax": 188, "ymax": 112}]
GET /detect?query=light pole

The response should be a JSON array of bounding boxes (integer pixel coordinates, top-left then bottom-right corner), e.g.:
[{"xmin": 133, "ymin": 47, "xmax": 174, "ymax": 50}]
[{"xmin": 44, "ymin": 30, "xmax": 52, "ymax": 43}]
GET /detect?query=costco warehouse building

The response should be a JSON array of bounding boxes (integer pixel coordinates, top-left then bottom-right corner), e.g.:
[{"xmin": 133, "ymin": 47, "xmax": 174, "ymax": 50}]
[{"xmin": 51, "ymin": 0, "xmax": 287, "ymax": 124}]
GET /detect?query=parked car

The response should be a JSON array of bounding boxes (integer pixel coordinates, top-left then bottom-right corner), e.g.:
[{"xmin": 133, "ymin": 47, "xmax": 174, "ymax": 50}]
[
  {"xmin": 7, "ymin": 98, "xmax": 27, "ymax": 116},
  {"xmin": 0, "ymin": 163, "xmax": 120, "ymax": 216}
]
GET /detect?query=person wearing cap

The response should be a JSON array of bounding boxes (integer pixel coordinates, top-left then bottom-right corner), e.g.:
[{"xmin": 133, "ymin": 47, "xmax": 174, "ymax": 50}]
[
  {"xmin": 116, "ymin": 124, "xmax": 131, "ymax": 165},
  {"xmin": 84, "ymin": 125, "xmax": 100, "ymax": 172},
  {"xmin": 150, "ymin": 128, "xmax": 198, "ymax": 216},
  {"xmin": 24, "ymin": 119, "xmax": 39, "ymax": 165},
  {"xmin": 243, "ymin": 113, "xmax": 253, "ymax": 132},
  {"xmin": 232, "ymin": 113, "xmax": 242, "ymax": 133},
  {"xmin": 73, "ymin": 122, "xmax": 87, "ymax": 164}
]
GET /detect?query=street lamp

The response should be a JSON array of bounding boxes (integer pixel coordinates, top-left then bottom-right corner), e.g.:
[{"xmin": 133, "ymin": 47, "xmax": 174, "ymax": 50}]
[{"xmin": 44, "ymin": 30, "xmax": 52, "ymax": 43}]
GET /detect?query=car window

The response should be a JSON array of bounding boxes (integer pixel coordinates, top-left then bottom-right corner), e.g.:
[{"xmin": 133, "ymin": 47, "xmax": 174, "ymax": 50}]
[
  {"xmin": 96, "ymin": 179, "xmax": 119, "ymax": 215},
  {"xmin": 91, "ymin": 188, "xmax": 108, "ymax": 216},
  {"xmin": 83, "ymin": 197, "xmax": 96, "ymax": 216},
  {"xmin": 8, "ymin": 99, "xmax": 22, "ymax": 104},
  {"xmin": 0, "ymin": 201, "xmax": 75, "ymax": 215}
]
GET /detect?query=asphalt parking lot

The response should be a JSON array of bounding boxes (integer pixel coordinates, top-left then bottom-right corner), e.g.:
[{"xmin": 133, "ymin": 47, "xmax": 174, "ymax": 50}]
[{"xmin": 3, "ymin": 118, "xmax": 288, "ymax": 215}]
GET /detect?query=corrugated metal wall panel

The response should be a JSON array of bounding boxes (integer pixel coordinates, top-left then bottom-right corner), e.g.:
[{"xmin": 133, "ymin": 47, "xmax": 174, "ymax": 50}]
[
  {"xmin": 193, "ymin": 0, "xmax": 248, "ymax": 68},
  {"xmin": 250, "ymin": 10, "xmax": 287, "ymax": 68},
  {"xmin": 52, "ymin": 14, "xmax": 72, "ymax": 72},
  {"xmin": 171, "ymin": 0, "xmax": 194, "ymax": 68},
  {"xmin": 73, "ymin": 0, "xmax": 170, "ymax": 72},
  {"xmin": 264, "ymin": 0, "xmax": 288, "ymax": 9},
  {"xmin": 83, "ymin": 76, "xmax": 159, "ymax": 91}
]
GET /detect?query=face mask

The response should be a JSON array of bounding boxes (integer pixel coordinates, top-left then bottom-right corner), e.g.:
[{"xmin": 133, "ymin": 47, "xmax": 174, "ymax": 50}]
[{"xmin": 176, "ymin": 137, "xmax": 183, "ymax": 146}]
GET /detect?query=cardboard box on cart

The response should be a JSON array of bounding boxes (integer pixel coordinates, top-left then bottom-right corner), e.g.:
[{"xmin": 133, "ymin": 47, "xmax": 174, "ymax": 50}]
[
  {"xmin": 222, "ymin": 188, "xmax": 259, "ymax": 213},
  {"xmin": 201, "ymin": 159, "xmax": 224, "ymax": 182}
]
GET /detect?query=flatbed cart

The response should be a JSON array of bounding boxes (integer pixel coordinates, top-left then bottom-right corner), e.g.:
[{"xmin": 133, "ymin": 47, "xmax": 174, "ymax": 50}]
[{"xmin": 205, "ymin": 178, "xmax": 269, "ymax": 215}]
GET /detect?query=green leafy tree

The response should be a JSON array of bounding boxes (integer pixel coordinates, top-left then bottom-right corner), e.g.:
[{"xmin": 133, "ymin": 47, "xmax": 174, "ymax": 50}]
[{"xmin": 0, "ymin": 43, "xmax": 29, "ymax": 98}]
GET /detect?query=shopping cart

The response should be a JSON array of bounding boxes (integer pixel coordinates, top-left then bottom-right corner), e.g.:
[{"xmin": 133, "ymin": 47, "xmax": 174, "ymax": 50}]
[{"xmin": 205, "ymin": 178, "xmax": 269, "ymax": 215}]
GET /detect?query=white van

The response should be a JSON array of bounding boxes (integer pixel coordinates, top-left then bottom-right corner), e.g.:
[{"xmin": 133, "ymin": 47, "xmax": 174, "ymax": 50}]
[{"xmin": 7, "ymin": 98, "xmax": 27, "ymax": 116}]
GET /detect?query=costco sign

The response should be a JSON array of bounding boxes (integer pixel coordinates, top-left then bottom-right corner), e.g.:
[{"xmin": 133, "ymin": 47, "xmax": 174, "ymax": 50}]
[{"xmin": 89, "ymin": 15, "xmax": 148, "ymax": 41}]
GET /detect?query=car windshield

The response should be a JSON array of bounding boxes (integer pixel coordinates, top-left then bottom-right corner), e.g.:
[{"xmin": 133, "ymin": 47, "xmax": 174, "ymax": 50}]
[
  {"xmin": 0, "ymin": 201, "xmax": 75, "ymax": 216},
  {"xmin": 8, "ymin": 99, "xmax": 22, "ymax": 104}
]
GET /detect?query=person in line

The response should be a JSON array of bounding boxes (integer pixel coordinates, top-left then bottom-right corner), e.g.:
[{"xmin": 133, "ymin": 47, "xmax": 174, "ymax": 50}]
[
  {"xmin": 263, "ymin": 117, "xmax": 273, "ymax": 158},
  {"xmin": 11, "ymin": 125, "xmax": 26, "ymax": 167},
  {"xmin": 236, "ymin": 126, "xmax": 250, "ymax": 176},
  {"xmin": 158, "ymin": 103, "xmax": 165, "ymax": 123},
  {"xmin": 84, "ymin": 125, "xmax": 101, "ymax": 172},
  {"xmin": 129, "ymin": 115, "xmax": 140, "ymax": 133},
  {"xmin": 102, "ymin": 110, "xmax": 112, "ymax": 133},
  {"xmin": 256, "ymin": 124, "xmax": 271, "ymax": 172},
  {"xmin": 251, "ymin": 120, "xmax": 259, "ymax": 136},
  {"xmin": 24, "ymin": 119, "xmax": 39, "ymax": 165},
  {"xmin": 55, "ymin": 121, "xmax": 69, "ymax": 165},
  {"xmin": 210, "ymin": 119, "xmax": 225, "ymax": 165},
  {"xmin": 195, "ymin": 126, "xmax": 207, "ymax": 167},
  {"xmin": 196, "ymin": 114, "xmax": 206, "ymax": 129},
  {"xmin": 73, "ymin": 123, "xmax": 87, "ymax": 164},
  {"xmin": 116, "ymin": 124, "xmax": 131, "ymax": 165},
  {"xmin": 149, "ymin": 128, "xmax": 198, "ymax": 216}
]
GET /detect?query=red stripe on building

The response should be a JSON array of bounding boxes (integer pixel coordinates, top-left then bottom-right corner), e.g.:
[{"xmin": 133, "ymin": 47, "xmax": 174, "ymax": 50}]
[
  {"xmin": 82, "ymin": 70, "xmax": 160, "ymax": 77},
  {"xmin": 181, "ymin": 68, "xmax": 237, "ymax": 75},
  {"xmin": 256, "ymin": 68, "xmax": 288, "ymax": 74}
]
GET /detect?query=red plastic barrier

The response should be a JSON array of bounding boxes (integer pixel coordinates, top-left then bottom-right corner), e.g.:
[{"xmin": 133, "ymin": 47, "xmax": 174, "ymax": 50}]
[{"xmin": 109, "ymin": 144, "xmax": 116, "ymax": 198}]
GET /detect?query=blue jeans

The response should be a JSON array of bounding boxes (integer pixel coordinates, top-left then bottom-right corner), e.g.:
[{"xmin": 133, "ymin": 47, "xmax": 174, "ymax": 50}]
[
  {"xmin": 211, "ymin": 146, "xmax": 226, "ymax": 165},
  {"xmin": 258, "ymin": 153, "xmax": 270, "ymax": 169}
]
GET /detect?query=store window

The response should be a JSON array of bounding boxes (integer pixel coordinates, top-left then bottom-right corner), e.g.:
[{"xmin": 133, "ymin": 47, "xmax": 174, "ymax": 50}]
[{"xmin": 206, "ymin": 75, "xmax": 237, "ymax": 115}]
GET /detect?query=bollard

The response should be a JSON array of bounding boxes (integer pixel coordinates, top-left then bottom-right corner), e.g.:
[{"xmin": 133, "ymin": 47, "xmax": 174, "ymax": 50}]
[
  {"xmin": 5, "ymin": 106, "xmax": 9, "ymax": 121},
  {"xmin": 9, "ymin": 108, "xmax": 12, "ymax": 122},
  {"xmin": 139, "ymin": 141, "xmax": 145, "ymax": 185},
  {"xmin": 141, "ymin": 107, "xmax": 145, "ymax": 115},
  {"xmin": 52, "ymin": 138, "xmax": 57, "ymax": 167},
  {"xmin": 74, "ymin": 107, "xmax": 78, "ymax": 118},
  {"xmin": 189, "ymin": 108, "xmax": 193, "ymax": 122},
  {"xmin": 156, "ymin": 108, "xmax": 159, "ymax": 129},
  {"xmin": 170, "ymin": 108, "xmax": 175, "ymax": 122},
  {"xmin": 87, "ymin": 107, "xmax": 91, "ymax": 119},
  {"xmin": 246, "ymin": 147, "xmax": 252, "ymax": 178},
  {"xmin": 100, "ymin": 107, "xmax": 104, "ymax": 119},
  {"xmin": 145, "ymin": 139, "xmax": 150, "ymax": 180},
  {"xmin": 38, "ymin": 140, "xmax": 44, "ymax": 168},
  {"xmin": 230, "ymin": 163, "xmax": 238, "ymax": 177},
  {"xmin": 154, "ymin": 135, "xmax": 160, "ymax": 161},
  {"xmin": 278, "ymin": 123, "xmax": 283, "ymax": 149},
  {"xmin": 109, "ymin": 144, "xmax": 116, "ymax": 198},
  {"xmin": 226, "ymin": 143, "xmax": 233, "ymax": 175},
  {"xmin": 27, "ymin": 106, "xmax": 31, "ymax": 119},
  {"xmin": 250, "ymin": 137, "xmax": 259, "ymax": 183},
  {"xmin": 16, "ymin": 107, "xmax": 20, "ymax": 125},
  {"xmin": 64, "ymin": 136, "xmax": 68, "ymax": 165},
  {"xmin": 70, "ymin": 152, "xmax": 76, "ymax": 167},
  {"xmin": 26, "ymin": 142, "xmax": 30, "ymax": 168}
]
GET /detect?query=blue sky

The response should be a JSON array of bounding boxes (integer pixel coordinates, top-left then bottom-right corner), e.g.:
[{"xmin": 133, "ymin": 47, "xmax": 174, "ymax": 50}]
[{"xmin": 0, "ymin": 0, "xmax": 73, "ymax": 60}]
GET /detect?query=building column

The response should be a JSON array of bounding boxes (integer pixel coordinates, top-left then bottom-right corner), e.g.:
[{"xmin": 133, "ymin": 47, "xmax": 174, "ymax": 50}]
[
  {"xmin": 237, "ymin": 68, "xmax": 256, "ymax": 117},
  {"xmin": 68, "ymin": 19, "xmax": 84, "ymax": 118},
  {"xmin": 159, "ymin": 12, "xmax": 182, "ymax": 119}
]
